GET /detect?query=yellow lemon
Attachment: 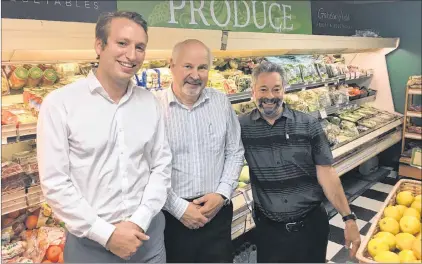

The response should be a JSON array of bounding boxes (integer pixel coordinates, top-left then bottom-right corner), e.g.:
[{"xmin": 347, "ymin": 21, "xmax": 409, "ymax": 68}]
[
  {"xmin": 384, "ymin": 206, "xmax": 402, "ymax": 221},
  {"xmin": 379, "ymin": 217, "xmax": 400, "ymax": 235},
  {"xmin": 416, "ymin": 233, "xmax": 421, "ymax": 240},
  {"xmin": 404, "ymin": 208, "xmax": 421, "ymax": 220},
  {"xmin": 368, "ymin": 238, "xmax": 390, "ymax": 257},
  {"xmin": 374, "ymin": 231, "xmax": 397, "ymax": 250},
  {"xmin": 415, "ymin": 195, "xmax": 421, "ymax": 203},
  {"xmin": 397, "ymin": 191, "xmax": 415, "ymax": 207},
  {"xmin": 411, "ymin": 200, "xmax": 421, "ymax": 214},
  {"xmin": 412, "ymin": 239, "xmax": 421, "ymax": 260},
  {"xmin": 396, "ymin": 233, "xmax": 416, "ymax": 251},
  {"xmin": 396, "ymin": 205, "xmax": 408, "ymax": 218},
  {"xmin": 374, "ymin": 251, "xmax": 400, "ymax": 263},
  {"xmin": 400, "ymin": 216, "xmax": 421, "ymax": 235},
  {"xmin": 399, "ymin": 250, "xmax": 417, "ymax": 262}
]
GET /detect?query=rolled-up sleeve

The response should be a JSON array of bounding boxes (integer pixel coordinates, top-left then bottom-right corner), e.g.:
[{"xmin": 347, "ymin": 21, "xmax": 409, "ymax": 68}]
[{"xmin": 37, "ymin": 94, "xmax": 115, "ymax": 248}]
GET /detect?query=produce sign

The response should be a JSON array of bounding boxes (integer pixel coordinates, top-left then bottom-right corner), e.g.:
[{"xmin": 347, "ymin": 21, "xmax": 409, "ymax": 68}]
[{"xmin": 117, "ymin": 0, "xmax": 312, "ymax": 35}]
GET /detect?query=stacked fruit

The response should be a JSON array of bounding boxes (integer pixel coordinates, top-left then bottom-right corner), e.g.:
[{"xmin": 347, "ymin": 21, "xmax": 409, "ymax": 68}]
[{"xmin": 367, "ymin": 192, "xmax": 421, "ymax": 263}]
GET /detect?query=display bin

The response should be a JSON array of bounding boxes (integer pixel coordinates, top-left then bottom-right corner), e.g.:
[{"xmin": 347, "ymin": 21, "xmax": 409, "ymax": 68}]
[{"xmin": 356, "ymin": 179, "xmax": 421, "ymax": 263}]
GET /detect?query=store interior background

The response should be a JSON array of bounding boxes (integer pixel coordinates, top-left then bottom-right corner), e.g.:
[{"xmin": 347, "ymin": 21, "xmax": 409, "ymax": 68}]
[{"xmin": 1, "ymin": 1, "xmax": 421, "ymax": 263}]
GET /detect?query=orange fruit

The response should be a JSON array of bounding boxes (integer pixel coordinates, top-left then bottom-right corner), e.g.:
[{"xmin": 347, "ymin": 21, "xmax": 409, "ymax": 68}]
[
  {"xmin": 25, "ymin": 215, "xmax": 38, "ymax": 230},
  {"xmin": 58, "ymin": 252, "xmax": 64, "ymax": 263},
  {"xmin": 46, "ymin": 245, "xmax": 62, "ymax": 262}
]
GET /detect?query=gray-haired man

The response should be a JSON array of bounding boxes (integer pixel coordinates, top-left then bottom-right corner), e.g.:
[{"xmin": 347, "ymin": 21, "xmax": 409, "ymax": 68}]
[
  {"xmin": 37, "ymin": 11, "xmax": 171, "ymax": 263},
  {"xmin": 239, "ymin": 61, "xmax": 361, "ymax": 262}
]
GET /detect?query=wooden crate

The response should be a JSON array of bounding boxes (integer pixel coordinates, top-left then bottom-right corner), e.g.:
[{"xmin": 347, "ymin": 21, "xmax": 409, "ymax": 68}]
[{"xmin": 356, "ymin": 179, "xmax": 421, "ymax": 263}]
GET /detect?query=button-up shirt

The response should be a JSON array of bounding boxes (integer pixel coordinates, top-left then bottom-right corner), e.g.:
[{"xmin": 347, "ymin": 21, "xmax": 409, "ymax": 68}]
[
  {"xmin": 239, "ymin": 106, "xmax": 333, "ymax": 222},
  {"xmin": 37, "ymin": 71, "xmax": 172, "ymax": 247},
  {"xmin": 155, "ymin": 88, "xmax": 244, "ymax": 219}
]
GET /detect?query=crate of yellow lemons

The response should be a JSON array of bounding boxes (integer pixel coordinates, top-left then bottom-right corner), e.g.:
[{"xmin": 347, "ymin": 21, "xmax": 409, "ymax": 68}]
[{"xmin": 365, "ymin": 190, "xmax": 421, "ymax": 263}]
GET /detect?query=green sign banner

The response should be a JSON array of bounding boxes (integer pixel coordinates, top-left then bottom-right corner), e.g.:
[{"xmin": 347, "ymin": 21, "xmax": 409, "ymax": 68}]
[{"xmin": 117, "ymin": 0, "xmax": 312, "ymax": 35}]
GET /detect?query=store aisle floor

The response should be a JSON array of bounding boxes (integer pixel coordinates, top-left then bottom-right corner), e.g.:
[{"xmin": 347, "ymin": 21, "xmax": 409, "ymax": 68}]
[{"xmin": 326, "ymin": 178, "xmax": 396, "ymax": 263}]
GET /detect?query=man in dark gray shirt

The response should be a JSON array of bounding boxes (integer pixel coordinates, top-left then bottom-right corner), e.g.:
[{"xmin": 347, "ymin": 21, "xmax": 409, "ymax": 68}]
[{"xmin": 239, "ymin": 61, "xmax": 361, "ymax": 263}]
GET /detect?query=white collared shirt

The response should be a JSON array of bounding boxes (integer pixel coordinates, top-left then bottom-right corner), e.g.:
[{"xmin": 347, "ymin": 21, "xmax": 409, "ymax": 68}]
[
  {"xmin": 155, "ymin": 88, "xmax": 244, "ymax": 219},
  {"xmin": 37, "ymin": 71, "xmax": 172, "ymax": 247}
]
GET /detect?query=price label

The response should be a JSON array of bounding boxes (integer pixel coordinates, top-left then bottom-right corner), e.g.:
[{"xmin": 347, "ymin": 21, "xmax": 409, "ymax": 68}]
[
  {"xmin": 319, "ymin": 109, "xmax": 328, "ymax": 119},
  {"xmin": 301, "ymin": 87, "xmax": 306, "ymax": 91}
]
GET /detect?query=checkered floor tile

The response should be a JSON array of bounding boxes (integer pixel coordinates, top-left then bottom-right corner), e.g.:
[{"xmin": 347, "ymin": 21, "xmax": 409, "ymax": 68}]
[{"xmin": 326, "ymin": 180, "xmax": 395, "ymax": 263}]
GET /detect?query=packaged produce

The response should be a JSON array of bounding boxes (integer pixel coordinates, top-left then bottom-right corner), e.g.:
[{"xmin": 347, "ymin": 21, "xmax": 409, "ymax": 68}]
[
  {"xmin": 314, "ymin": 60, "xmax": 329, "ymax": 80},
  {"xmin": 223, "ymin": 79, "xmax": 238, "ymax": 94},
  {"xmin": 408, "ymin": 104, "xmax": 422, "ymax": 112},
  {"xmin": 298, "ymin": 56, "xmax": 320, "ymax": 83},
  {"xmin": 357, "ymin": 125, "xmax": 371, "ymax": 133},
  {"xmin": 329, "ymin": 85, "xmax": 349, "ymax": 105},
  {"xmin": 313, "ymin": 87, "xmax": 332, "ymax": 108},
  {"xmin": 9, "ymin": 66, "xmax": 29, "ymax": 90},
  {"xmin": 2, "ymin": 68, "xmax": 10, "ymax": 95},
  {"xmin": 339, "ymin": 112, "xmax": 363, "ymax": 123},
  {"xmin": 340, "ymin": 120, "xmax": 359, "ymax": 138},
  {"xmin": 2, "ymin": 241, "xmax": 27, "ymax": 260},
  {"xmin": 326, "ymin": 64, "xmax": 340, "ymax": 78},
  {"xmin": 327, "ymin": 116, "xmax": 341, "ymax": 126},
  {"xmin": 320, "ymin": 120, "xmax": 341, "ymax": 146},
  {"xmin": 26, "ymin": 67, "xmax": 43, "ymax": 87},
  {"xmin": 297, "ymin": 90, "xmax": 320, "ymax": 112},
  {"xmin": 266, "ymin": 57, "xmax": 303, "ymax": 85},
  {"xmin": 41, "ymin": 69, "xmax": 57, "ymax": 86},
  {"xmin": 1, "ymin": 162, "xmax": 26, "ymax": 192},
  {"xmin": 236, "ymin": 75, "xmax": 252, "ymax": 92}
]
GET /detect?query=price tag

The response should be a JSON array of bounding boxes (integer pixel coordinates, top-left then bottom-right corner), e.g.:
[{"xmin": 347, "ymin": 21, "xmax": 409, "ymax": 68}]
[
  {"xmin": 324, "ymin": 83, "xmax": 329, "ymax": 87},
  {"xmin": 319, "ymin": 109, "xmax": 328, "ymax": 119},
  {"xmin": 410, "ymin": 148, "xmax": 422, "ymax": 168},
  {"xmin": 301, "ymin": 87, "xmax": 306, "ymax": 91}
]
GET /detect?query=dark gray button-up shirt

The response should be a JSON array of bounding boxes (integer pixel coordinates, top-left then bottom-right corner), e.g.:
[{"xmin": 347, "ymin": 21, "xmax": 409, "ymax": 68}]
[{"xmin": 239, "ymin": 106, "xmax": 334, "ymax": 222}]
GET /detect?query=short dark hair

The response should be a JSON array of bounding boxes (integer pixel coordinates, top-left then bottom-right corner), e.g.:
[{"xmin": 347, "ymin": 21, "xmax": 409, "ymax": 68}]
[
  {"xmin": 95, "ymin": 11, "xmax": 148, "ymax": 59},
  {"xmin": 251, "ymin": 61, "xmax": 287, "ymax": 88}
]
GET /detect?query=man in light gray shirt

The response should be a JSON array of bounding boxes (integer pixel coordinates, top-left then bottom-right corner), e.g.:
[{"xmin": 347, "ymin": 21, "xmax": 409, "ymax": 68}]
[{"xmin": 155, "ymin": 39, "xmax": 244, "ymax": 263}]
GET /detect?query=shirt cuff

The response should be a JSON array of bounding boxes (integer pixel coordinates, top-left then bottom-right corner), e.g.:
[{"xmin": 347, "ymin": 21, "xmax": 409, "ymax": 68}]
[
  {"xmin": 167, "ymin": 197, "xmax": 189, "ymax": 220},
  {"xmin": 128, "ymin": 205, "xmax": 154, "ymax": 233},
  {"xmin": 87, "ymin": 217, "xmax": 116, "ymax": 248},
  {"xmin": 216, "ymin": 182, "xmax": 234, "ymax": 200}
]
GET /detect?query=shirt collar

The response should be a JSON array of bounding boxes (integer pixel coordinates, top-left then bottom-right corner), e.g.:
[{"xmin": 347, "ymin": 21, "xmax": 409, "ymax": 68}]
[
  {"xmin": 87, "ymin": 69, "xmax": 136, "ymax": 98},
  {"xmin": 251, "ymin": 103, "xmax": 294, "ymax": 121},
  {"xmin": 167, "ymin": 84, "xmax": 210, "ymax": 108}
]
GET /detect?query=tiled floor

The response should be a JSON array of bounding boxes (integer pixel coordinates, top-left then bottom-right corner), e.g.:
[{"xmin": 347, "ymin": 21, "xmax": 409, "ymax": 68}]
[{"xmin": 326, "ymin": 179, "xmax": 395, "ymax": 263}]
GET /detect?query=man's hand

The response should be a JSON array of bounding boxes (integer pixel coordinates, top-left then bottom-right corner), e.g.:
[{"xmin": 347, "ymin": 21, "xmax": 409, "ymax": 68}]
[
  {"xmin": 344, "ymin": 220, "xmax": 361, "ymax": 258},
  {"xmin": 180, "ymin": 203, "xmax": 208, "ymax": 229},
  {"xmin": 193, "ymin": 193, "xmax": 224, "ymax": 219},
  {"xmin": 106, "ymin": 222, "xmax": 149, "ymax": 260}
]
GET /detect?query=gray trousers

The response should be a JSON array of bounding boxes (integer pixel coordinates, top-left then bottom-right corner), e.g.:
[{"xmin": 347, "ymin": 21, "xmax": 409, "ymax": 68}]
[{"xmin": 63, "ymin": 212, "xmax": 166, "ymax": 263}]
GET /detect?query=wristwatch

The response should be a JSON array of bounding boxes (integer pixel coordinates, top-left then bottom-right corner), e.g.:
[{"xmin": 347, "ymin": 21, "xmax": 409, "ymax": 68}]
[
  {"xmin": 219, "ymin": 194, "xmax": 230, "ymax": 206},
  {"xmin": 342, "ymin": 212, "xmax": 357, "ymax": 222}
]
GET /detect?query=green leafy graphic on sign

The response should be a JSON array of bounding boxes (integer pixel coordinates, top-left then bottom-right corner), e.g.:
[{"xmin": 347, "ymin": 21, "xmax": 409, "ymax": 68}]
[{"xmin": 117, "ymin": 0, "xmax": 311, "ymax": 35}]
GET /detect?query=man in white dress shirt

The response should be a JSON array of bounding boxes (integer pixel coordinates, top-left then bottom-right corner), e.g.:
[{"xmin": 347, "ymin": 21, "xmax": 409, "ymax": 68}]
[
  {"xmin": 155, "ymin": 39, "xmax": 244, "ymax": 263},
  {"xmin": 37, "ymin": 11, "xmax": 172, "ymax": 263}
]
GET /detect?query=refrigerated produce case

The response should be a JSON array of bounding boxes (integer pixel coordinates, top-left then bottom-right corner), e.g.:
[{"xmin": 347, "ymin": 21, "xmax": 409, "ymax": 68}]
[{"xmin": 1, "ymin": 18, "xmax": 403, "ymax": 255}]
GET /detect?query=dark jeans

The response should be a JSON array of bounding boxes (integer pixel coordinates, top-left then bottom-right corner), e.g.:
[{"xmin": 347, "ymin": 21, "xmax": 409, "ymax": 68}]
[
  {"xmin": 253, "ymin": 204, "xmax": 329, "ymax": 263},
  {"xmin": 163, "ymin": 202, "xmax": 234, "ymax": 263}
]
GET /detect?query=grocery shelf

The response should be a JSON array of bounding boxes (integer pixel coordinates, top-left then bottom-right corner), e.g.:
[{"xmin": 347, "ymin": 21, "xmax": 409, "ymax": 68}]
[
  {"xmin": 398, "ymin": 163, "xmax": 422, "ymax": 180},
  {"xmin": 407, "ymin": 111, "xmax": 422, "ymax": 118},
  {"xmin": 308, "ymin": 95, "xmax": 376, "ymax": 119},
  {"xmin": 399, "ymin": 156, "xmax": 412, "ymax": 165},
  {"xmin": 1, "ymin": 185, "xmax": 44, "ymax": 216},
  {"xmin": 334, "ymin": 129, "xmax": 402, "ymax": 176},
  {"xmin": 404, "ymin": 132, "xmax": 422, "ymax": 140},
  {"xmin": 285, "ymin": 74, "xmax": 373, "ymax": 93},
  {"xmin": 332, "ymin": 118, "xmax": 403, "ymax": 159},
  {"xmin": 408, "ymin": 88, "xmax": 422, "ymax": 95},
  {"xmin": 227, "ymin": 91, "xmax": 252, "ymax": 104}
]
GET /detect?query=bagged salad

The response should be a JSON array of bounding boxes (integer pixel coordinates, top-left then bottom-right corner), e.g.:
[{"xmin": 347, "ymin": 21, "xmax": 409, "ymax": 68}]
[{"xmin": 297, "ymin": 56, "xmax": 320, "ymax": 83}]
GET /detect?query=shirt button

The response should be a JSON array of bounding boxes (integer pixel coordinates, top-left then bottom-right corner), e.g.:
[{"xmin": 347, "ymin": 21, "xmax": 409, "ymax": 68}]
[
  {"xmin": 284, "ymin": 199, "xmax": 288, "ymax": 203},
  {"xmin": 276, "ymin": 161, "xmax": 281, "ymax": 165}
]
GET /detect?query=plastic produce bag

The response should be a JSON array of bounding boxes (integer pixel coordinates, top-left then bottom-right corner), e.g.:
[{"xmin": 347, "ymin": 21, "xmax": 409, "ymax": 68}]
[
  {"xmin": 297, "ymin": 90, "xmax": 320, "ymax": 112},
  {"xmin": 313, "ymin": 87, "xmax": 332, "ymax": 108},
  {"xmin": 298, "ymin": 56, "xmax": 320, "ymax": 83},
  {"xmin": 340, "ymin": 120, "xmax": 359, "ymax": 138}
]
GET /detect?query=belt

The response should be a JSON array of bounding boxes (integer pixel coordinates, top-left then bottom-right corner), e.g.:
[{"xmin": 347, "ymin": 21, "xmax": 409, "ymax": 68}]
[{"xmin": 255, "ymin": 204, "xmax": 321, "ymax": 232}]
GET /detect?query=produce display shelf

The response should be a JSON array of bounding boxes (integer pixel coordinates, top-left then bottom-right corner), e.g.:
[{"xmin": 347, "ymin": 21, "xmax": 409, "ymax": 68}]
[
  {"xmin": 227, "ymin": 75, "xmax": 373, "ymax": 104},
  {"xmin": 408, "ymin": 88, "xmax": 422, "ymax": 95},
  {"xmin": 398, "ymin": 163, "xmax": 422, "ymax": 180},
  {"xmin": 2, "ymin": 130, "xmax": 37, "ymax": 145},
  {"xmin": 334, "ymin": 129, "xmax": 402, "ymax": 177},
  {"xmin": 227, "ymin": 91, "xmax": 252, "ymax": 104},
  {"xmin": 1, "ymin": 185, "xmax": 45, "ymax": 216},
  {"xmin": 332, "ymin": 117, "xmax": 403, "ymax": 158},
  {"xmin": 407, "ymin": 111, "xmax": 422, "ymax": 118},
  {"xmin": 308, "ymin": 95, "xmax": 376, "ymax": 119},
  {"xmin": 404, "ymin": 132, "xmax": 422, "ymax": 140},
  {"xmin": 285, "ymin": 74, "xmax": 372, "ymax": 93}
]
